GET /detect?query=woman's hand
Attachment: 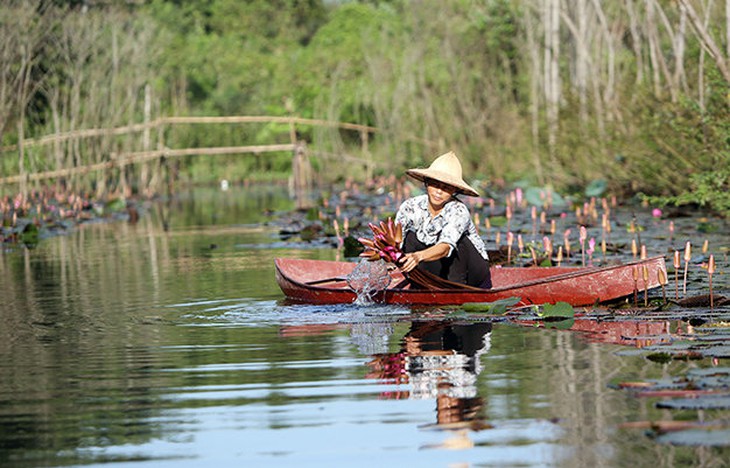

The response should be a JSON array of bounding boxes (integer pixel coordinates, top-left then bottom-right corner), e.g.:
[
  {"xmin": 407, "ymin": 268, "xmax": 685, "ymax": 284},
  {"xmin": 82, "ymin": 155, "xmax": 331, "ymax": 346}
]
[
  {"xmin": 398, "ymin": 243, "xmax": 451, "ymax": 273},
  {"xmin": 399, "ymin": 252, "xmax": 422, "ymax": 273}
]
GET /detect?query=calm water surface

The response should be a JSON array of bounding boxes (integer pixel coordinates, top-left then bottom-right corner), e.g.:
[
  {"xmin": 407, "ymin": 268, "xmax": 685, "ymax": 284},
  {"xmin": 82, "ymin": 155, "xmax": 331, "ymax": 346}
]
[{"xmin": 1, "ymin": 186, "xmax": 728, "ymax": 467}]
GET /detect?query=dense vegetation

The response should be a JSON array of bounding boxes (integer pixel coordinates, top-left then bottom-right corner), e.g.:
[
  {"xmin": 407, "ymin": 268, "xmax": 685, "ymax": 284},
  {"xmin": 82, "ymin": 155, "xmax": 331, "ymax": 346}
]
[{"xmin": 1, "ymin": 0, "xmax": 728, "ymax": 215}]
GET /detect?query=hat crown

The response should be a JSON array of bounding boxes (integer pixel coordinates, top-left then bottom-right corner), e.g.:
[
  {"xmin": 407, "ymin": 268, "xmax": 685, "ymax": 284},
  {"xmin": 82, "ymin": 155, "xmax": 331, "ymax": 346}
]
[
  {"xmin": 405, "ymin": 150, "xmax": 479, "ymax": 197},
  {"xmin": 427, "ymin": 151, "xmax": 462, "ymax": 180}
]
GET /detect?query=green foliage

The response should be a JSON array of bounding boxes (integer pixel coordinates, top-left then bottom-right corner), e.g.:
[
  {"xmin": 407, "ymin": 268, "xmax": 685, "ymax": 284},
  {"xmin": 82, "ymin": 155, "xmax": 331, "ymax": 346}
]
[
  {"xmin": 646, "ymin": 167, "xmax": 730, "ymax": 217},
  {"xmin": 3, "ymin": 0, "xmax": 730, "ymax": 210}
]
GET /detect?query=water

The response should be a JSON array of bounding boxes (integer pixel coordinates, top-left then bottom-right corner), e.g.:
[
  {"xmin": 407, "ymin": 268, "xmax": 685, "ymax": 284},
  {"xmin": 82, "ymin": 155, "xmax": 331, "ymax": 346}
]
[{"xmin": 1, "ymin": 186, "xmax": 729, "ymax": 467}]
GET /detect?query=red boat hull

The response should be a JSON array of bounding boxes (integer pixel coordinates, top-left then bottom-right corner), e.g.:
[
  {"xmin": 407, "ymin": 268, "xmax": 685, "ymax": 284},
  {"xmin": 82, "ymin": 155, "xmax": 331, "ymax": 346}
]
[{"xmin": 274, "ymin": 256, "xmax": 667, "ymax": 306}]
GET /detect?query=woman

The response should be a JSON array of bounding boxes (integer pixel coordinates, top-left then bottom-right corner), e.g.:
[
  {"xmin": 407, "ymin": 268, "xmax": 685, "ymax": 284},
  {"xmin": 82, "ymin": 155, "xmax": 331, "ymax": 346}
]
[{"xmin": 395, "ymin": 151, "xmax": 491, "ymax": 289}]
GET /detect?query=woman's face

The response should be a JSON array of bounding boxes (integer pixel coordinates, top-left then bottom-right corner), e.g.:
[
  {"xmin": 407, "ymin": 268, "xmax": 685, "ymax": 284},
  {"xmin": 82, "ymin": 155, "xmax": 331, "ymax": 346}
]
[{"xmin": 426, "ymin": 179, "xmax": 457, "ymax": 210}]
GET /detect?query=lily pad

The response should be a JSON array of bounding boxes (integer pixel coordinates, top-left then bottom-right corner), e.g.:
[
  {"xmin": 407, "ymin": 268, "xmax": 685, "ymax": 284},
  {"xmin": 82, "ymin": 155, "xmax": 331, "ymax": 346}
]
[
  {"xmin": 656, "ymin": 396, "xmax": 730, "ymax": 410},
  {"xmin": 687, "ymin": 367, "xmax": 730, "ymax": 378},
  {"xmin": 700, "ymin": 345, "xmax": 730, "ymax": 358},
  {"xmin": 538, "ymin": 302, "xmax": 575, "ymax": 319},
  {"xmin": 656, "ymin": 428, "xmax": 730, "ymax": 446},
  {"xmin": 524, "ymin": 186, "xmax": 567, "ymax": 207},
  {"xmin": 459, "ymin": 297, "xmax": 522, "ymax": 315}
]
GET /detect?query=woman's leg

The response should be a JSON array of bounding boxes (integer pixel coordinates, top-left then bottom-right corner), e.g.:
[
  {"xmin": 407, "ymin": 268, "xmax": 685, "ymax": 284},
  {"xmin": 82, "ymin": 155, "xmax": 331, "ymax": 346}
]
[{"xmin": 402, "ymin": 231, "xmax": 492, "ymax": 289}]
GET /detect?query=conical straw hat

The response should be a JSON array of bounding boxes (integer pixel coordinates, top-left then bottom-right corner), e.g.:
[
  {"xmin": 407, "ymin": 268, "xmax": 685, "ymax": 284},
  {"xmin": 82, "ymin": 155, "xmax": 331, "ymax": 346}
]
[{"xmin": 406, "ymin": 151, "xmax": 479, "ymax": 197}]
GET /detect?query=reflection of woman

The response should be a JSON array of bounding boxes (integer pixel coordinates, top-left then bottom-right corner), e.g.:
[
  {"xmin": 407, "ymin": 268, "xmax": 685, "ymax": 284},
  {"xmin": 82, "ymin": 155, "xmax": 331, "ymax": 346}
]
[
  {"xmin": 365, "ymin": 320, "xmax": 491, "ymax": 429},
  {"xmin": 396, "ymin": 151, "xmax": 491, "ymax": 288}
]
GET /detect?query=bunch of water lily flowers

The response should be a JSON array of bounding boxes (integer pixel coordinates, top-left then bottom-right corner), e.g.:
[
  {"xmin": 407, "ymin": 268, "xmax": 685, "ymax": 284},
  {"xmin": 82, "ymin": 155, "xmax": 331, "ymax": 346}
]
[
  {"xmin": 358, "ymin": 218, "xmax": 404, "ymax": 264},
  {"xmin": 357, "ymin": 219, "xmax": 473, "ymax": 290}
]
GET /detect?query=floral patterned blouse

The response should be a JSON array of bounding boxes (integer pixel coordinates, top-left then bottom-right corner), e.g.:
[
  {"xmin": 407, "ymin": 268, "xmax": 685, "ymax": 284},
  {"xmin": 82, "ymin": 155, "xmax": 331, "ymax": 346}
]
[{"xmin": 395, "ymin": 194, "xmax": 488, "ymax": 260}]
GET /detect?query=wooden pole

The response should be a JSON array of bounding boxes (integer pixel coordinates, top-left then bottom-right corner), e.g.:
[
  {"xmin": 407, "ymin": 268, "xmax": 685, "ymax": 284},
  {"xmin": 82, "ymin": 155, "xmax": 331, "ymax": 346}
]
[{"xmin": 292, "ymin": 141, "xmax": 312, "ymax": 210}]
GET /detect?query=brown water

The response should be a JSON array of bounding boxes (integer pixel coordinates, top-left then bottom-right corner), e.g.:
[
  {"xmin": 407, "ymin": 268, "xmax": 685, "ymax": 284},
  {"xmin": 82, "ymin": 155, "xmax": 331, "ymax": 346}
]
[{"xmin": 1, "ymin": 186, "xmax": 729, "ymax": 467}]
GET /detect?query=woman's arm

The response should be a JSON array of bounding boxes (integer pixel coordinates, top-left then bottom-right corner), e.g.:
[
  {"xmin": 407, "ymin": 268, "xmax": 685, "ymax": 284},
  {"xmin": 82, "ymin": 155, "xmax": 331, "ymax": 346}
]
[{"xmin": 399, "ymin": 243, "xmax": 451, "ymax": 273}]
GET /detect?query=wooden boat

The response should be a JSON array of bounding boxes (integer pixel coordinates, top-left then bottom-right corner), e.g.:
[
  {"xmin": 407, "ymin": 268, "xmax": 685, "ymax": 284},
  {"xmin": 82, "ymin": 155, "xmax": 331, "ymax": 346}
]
[{"xmin": 274, "ymin": 255, "xmax": 668, "ymax": 306}]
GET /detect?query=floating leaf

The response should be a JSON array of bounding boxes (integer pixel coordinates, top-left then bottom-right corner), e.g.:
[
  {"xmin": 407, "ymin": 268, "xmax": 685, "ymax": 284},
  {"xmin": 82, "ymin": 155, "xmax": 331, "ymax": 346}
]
[
  {"xmin": 459, "ymin": 297, "xmax": 522, "ymax": 315},
  {"xmin": 488, "ymin": 216, "xmax": 507, "ymax": 227},
  {"xmin": 656, "ymin": 396, "xmax": 730, "ymax": 410},
  {"xmin": 700, "ymin": 346, "xmax": 730, "ymax": 358},
  {"xmin": 538, "ymin": 301, "xmax": 575, "ymax": 319},
  {"xmin": 697, "ymin": 222, "xmax": 719, "ymax": 233},
  {"xmin": 656, "ymin": 428, "xmax": 730, "ymax": 446},
  {"xmin": 524, "ymin": 186, "xmax": 567, "ymax": 207}
]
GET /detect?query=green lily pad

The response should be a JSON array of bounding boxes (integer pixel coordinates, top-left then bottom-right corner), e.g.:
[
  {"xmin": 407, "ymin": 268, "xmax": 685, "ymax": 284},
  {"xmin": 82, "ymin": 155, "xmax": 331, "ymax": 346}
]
[
  {"xmin": 538, "ymin": 302, "xmax": 575, "ymax": 319},
  {"xmin": 488, "ymin": 216, "xmax": 507, "ymax": 227},
  {"xmin": 459, "ymin": 297, "xmax": 522, "ymax": 315},
  {"xmin": 524, "ymin": 186, "xmax": 567, "ymax": 207}
]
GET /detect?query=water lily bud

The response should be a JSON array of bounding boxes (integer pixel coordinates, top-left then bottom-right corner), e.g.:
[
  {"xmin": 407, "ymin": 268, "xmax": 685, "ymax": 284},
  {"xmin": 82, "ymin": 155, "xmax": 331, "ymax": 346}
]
[
  {"xmin": 684, "ymin": 241, "xmax": 691, "ymax": 262},
  {"xmin": 708, "ymin": 255, "xmax": 716, "ymax": 275},
  {"xmin": 673, "ymin": 250, "xmax": 680, "ymax": 268},
  {"xmin": 658, "ymin": 269, "xmax": 667, "ymax": 285},
  {"xmin": 543, "ymin": 236, "xmax": 552, "ymax": 255},
  {"xmin": 702, "ymin": 239, "xmax": 709, "ymax": 254}
]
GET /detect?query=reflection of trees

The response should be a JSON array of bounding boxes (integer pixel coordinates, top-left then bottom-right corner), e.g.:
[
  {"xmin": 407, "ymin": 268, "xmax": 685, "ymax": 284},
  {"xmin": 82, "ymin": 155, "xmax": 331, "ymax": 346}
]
[{"xmin": 0, "ymin": 190, "xmax": 300, "ymax": 464}]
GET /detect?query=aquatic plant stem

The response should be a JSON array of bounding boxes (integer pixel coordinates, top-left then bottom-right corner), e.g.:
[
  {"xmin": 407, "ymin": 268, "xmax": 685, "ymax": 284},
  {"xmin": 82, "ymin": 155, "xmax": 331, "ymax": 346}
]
[
  {"xmin": 632, "ymin": 266, "xmax": 639, "ymax": 307},
  {"xmin": 682, "ymin": 241, "xmax": 691, "ymax": 297},
  {"xmin": 708, "ymin": 255, "xmax": 715, "ymax": 310},
  {"xmin": 658, "ymin": 269, "xmax": 667, "ymax": 304},
  {"xmin": 673, "ymin": 250, "xmax": 680, "ymax": 300}
]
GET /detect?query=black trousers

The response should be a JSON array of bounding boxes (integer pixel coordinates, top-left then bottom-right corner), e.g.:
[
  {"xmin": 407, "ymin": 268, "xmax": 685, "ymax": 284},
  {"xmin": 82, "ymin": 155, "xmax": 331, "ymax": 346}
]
[{"xmin": 403, "ymin": 231, "xmax": 492, "ymax": 289}]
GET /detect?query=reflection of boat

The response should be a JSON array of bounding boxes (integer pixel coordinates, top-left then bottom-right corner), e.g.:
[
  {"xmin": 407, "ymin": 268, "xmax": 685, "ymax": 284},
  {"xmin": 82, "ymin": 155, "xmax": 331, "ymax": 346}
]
[
  {"xmin": 567, "ymin": 319, "xmax": 672, "ymax": 347},
  {"xmin": 274, "ymin": 256, "xmax": 667, "ymax": 306},
  {"xmin": 517, "ymin": 317, "xmax": 672, "ymax": 347}
]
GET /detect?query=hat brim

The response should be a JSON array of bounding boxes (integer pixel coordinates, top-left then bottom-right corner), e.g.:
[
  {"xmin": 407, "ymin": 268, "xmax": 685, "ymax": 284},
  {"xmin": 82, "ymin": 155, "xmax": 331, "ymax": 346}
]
[{"xmin": 406, "ymin": 168, "xmax": 480, "ymax": 197}]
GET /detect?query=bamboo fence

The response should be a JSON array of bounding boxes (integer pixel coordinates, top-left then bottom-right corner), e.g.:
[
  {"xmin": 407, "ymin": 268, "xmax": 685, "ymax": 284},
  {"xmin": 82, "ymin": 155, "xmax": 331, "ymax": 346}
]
[{"xmin": 0, "ymin": 116, "xmax": 385, "ymax": 206}]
